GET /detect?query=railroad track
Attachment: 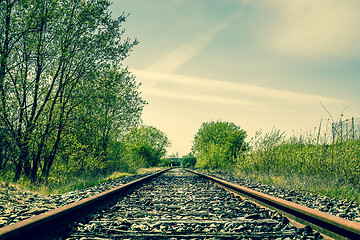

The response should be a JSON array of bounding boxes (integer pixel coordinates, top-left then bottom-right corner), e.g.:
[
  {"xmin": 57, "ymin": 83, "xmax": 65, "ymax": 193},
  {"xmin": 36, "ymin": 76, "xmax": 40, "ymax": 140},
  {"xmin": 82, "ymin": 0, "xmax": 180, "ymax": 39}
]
[
  {"xmin": 0, "ymin": 168, "xmax": 359, "ymax": 239},
  {"xmin": 186, "ymin": 169, "xmax": 360, "ymax": 240}
]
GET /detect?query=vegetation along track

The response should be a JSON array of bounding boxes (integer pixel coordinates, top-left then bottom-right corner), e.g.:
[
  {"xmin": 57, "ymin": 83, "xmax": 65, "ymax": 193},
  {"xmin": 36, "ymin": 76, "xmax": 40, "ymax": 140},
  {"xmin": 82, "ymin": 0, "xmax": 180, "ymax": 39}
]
[{"xmin": 1, "ymin": 168, "xmax": 360, "ymax": 239}]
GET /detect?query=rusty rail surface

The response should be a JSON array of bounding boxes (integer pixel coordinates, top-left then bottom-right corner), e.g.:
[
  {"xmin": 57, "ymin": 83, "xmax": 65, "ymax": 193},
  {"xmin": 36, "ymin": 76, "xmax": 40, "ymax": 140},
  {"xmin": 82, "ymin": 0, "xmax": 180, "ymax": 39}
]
[
  {"xmin": 185, "ymin": 168, "xmax": 360, "ymax": 240},
  {"xmin": 0, "ymin": 168, "xmax": 172, "ymax": 240}
]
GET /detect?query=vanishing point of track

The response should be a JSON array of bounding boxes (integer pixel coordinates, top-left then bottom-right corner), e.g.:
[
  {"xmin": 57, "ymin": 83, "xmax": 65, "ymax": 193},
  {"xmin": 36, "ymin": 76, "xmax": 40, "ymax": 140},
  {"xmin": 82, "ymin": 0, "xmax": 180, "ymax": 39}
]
[{"xmin": 0, "ymin": 168, "xmax": 360, "ymax": 239}]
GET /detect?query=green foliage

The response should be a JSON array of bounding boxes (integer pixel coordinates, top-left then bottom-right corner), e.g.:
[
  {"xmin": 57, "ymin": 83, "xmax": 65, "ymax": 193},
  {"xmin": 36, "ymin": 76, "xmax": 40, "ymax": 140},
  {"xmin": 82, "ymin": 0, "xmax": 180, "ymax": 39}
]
[
  {"xmin": 0, "ymin": 0, "xmax": 143, "ymax": 183},
  {"xmin": 196, "ymin": 143, "xmax": 229, "ymax": 169},
  {"xmin": 159, "ymin": 158, "xmax": 172, "ymax": 167},
  {"xmin": 49, "ymin": 133, "xmax": 105, "ymax": 184},
  {"xmin": 181, "ymin": 153, "xmax": 196, "ymax": 168},
  {"xmin": 192, "ymin": 120, "xmax": 247, "ymax": 170},
  {"xmin": 122, "ymin": 126, "xmax": 171, "ymax": 171},
  {"xmin": 239, "ymin": 129, "xmax": 360, "ymax": 187}
]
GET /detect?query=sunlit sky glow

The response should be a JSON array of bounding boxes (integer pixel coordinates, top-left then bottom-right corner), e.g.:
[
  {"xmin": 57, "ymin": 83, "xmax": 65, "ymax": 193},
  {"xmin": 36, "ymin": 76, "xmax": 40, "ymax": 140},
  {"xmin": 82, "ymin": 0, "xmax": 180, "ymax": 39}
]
[{"xmin": 110, "ymin": 0, "xmax": 360, "ymax": 156}]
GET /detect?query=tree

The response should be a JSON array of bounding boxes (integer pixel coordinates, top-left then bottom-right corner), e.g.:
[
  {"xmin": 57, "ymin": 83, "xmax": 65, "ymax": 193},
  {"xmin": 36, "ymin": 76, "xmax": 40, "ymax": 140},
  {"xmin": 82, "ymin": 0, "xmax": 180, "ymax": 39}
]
[
  {"xmin": 192, "ymin": 120, "xmax": 248, "ymax": 169},
  {"xmin": 71, "ymin": 67, "xmax": 146, "ymax": 160},
  {"xmin": 123, "ymin": 126, "xmax": 171, "ymax": 169},
  {"xmin": 181, "ymin": 153, "xmax": 196, "ymax": 168},
  {"xmin": 50, "ymin": 66, "xmax": 146, "ymax": 179},
  {"xmin": 0, "ymin": 0, "xmax": 138, "ymax": 182}
]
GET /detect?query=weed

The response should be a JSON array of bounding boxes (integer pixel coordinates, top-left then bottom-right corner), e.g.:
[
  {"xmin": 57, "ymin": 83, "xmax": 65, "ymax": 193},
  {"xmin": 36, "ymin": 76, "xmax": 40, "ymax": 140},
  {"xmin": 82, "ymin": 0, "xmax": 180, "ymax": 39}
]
[{"xmin": 238, "ymin": 120, "xmax": 360, "ymax": 202}]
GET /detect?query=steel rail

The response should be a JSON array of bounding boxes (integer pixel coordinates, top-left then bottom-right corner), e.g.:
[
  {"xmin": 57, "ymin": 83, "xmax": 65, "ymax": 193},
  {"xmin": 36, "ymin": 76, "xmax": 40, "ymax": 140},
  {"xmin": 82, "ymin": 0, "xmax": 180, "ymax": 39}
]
[
  {"xmin": 0, "ymin": 168, "xmax": 172, "ymax": 240},
  {"xmin": 185, "ymin": 168, "xmax": 360, "ymax": 240}
]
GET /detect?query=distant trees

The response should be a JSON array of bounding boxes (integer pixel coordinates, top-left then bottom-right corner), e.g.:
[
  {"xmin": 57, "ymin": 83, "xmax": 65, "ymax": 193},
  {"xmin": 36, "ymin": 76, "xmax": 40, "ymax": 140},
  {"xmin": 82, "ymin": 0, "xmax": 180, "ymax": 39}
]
[
  {"xmin": 181, "ymin": 153, "xmax": 196, "ymax": 168},
  {"xmin": 123, "ymin": 126, "xmax": 171, "ymax": 170},
  {"xmin": 0, "ymin": 0, "xmax": 143, "ymax": 183},
  {"xmin": 192, "ymin": 120, "xmax": 248, "ymax": 169}
]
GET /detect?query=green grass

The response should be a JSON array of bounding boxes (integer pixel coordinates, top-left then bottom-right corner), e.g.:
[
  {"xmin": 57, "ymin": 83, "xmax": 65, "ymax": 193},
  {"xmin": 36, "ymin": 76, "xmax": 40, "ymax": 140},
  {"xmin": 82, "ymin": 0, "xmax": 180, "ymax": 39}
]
[
  {"xmin": 236, "ymin": 127, "xmax": 360, "ymax": 203},
  {"xmin": 43, "ymin": 168, "xmax": 166, "ymax": 194},
  {"xmin": 56, "ymin": 171, "xmax": 133, "ymax": 194},
  {"xmin": 1, "ymin": 166, "xmax": 166, "ymax": 196},
  {"xmin": 136, "ymin": 167, "xmax": 164, "ymax": 175},
  {"xmin": 1, "ymin": 171, "xmax": 134, "ymax": 195},
  {"xmin": 234, "ymin": 170, "xmax": 360, "ymax": 203}
]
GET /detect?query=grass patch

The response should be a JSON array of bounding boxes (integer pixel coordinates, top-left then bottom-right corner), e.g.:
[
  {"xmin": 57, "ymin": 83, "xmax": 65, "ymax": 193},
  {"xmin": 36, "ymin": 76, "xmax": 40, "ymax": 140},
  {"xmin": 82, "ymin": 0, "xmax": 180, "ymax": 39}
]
[
  {"xmin": 49, "ymin": 171, "xmax": 134, "ymax": 194},
  {"xmin": 136, "ymin": 167, "xmax": 164, "ymax": 175},
  {"xmin": 53, "ymin": 167, "xmax": 165, "ymax": 194},
  {"xmin": 104, "ymin": 172, "xmax": 133, "ymax": 181},
  {"xmin": 1, "ymin": 171, "xmax": 134, "ymax": 195},
  {"xmin": 235, "ymin": 170, "xmax": 360, "ymax": 203},
  {"xmin": 1, "ymin": 167, "xmax": 167, "ymax": 196},
  {"xmin": 235, "ymin": 126, "xmax": 360, "ymax": 203}
]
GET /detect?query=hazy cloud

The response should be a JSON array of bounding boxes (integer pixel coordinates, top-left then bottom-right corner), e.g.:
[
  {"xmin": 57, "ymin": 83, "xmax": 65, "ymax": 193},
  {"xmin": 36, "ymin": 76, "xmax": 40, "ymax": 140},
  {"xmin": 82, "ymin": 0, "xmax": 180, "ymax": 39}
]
[
  {"xmin": 146, "ymin": 12, "xmax": 238, "ymax": 73},
  {"xmin": 134, "ymin": 70, "xmax": 347, "ymax": 106},
  {"xmin": 261, "ymin": 0, "xmax": 360, "ymax": 57}
]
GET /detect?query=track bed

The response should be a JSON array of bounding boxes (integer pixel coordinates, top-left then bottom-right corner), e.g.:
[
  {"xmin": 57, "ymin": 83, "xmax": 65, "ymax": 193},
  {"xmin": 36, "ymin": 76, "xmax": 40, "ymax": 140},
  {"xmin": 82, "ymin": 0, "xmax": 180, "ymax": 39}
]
[{"xmin": 62, "ymin": 168, "xmax": 318, "ymax": 239}]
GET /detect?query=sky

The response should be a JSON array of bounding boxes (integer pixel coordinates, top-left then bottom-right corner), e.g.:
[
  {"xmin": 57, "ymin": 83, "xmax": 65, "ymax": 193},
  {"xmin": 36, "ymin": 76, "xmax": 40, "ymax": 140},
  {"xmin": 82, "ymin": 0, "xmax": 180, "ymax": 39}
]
[{"xmin": 110, "ymin": 0, "xmax": 360, "ymax": 156}]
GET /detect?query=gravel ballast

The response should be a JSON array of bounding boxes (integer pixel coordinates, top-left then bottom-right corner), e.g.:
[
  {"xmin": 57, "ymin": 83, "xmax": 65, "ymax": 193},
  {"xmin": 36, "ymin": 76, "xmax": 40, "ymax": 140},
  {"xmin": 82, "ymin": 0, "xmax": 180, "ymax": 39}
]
[
  {"xmin": 0, "ymin": 172, "xmax": 156, "ymax": 228},
  {"xmin": 1, "ymin": 167, "xmax": 359, "ymax": 239},
  {"xmin": 205, "ymin": 171, "xmax": 360, "ymax": 223},
  {"xmin": 61, "ymin": 168, "xmax": 320, "ymax": 239}
]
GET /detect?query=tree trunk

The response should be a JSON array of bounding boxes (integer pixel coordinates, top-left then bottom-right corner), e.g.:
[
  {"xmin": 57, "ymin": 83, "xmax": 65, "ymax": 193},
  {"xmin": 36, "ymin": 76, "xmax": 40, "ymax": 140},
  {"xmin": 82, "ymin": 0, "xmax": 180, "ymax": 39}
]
[{"xmin": 14, "ymin": 145, "xmax": 28, "ymax": 181}]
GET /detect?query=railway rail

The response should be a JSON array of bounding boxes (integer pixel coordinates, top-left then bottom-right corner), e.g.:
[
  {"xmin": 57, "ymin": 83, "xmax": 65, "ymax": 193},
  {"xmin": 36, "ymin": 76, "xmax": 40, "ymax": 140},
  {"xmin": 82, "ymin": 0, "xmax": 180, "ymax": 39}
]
[
  {"xmin": 0, "ymin": 168, "xmax": 359, "ymax": 239},
  {"xmin": 186, "ymin": 169, "xmax": 360, "ymax": 240},
  {"xmin": 0, "ymin": 169, "xmax": 170, "ymax": 240}
]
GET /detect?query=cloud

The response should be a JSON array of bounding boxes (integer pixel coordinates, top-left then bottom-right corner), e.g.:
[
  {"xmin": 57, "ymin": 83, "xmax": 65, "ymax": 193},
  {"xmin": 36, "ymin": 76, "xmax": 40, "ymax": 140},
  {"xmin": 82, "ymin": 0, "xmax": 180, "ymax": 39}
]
[
  {"xmin": 134, "ymin": 69, "xmax": 347, "ymax": 107},
  {"xmin": 142, "ymin": 87, "xmax": 259, "ymax": 106},
  {"xmin": 146, "ymin": 12, "xmax": 238, "ymax": 73},
  {"xmin": 260, "ymin": 0, "xmax": 360, "ymax": 57}
]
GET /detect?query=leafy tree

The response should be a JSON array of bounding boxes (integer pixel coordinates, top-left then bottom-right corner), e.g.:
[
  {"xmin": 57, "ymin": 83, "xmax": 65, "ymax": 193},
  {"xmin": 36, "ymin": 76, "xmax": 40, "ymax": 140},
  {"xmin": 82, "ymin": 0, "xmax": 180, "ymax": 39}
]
[
  {"xmin": 160, "ymin": 158, "xmax": 171, "ymax": 167},
  {"xmin": 192, "ymin": 120, "xmax": 247, "ymax": 169},
  {"xmin": 195, "ymin": 143, "xmax": 229, "ymax": 169},
  {"xmin": 181, "ymin": 153, "xmax": 196, "ymax": 168},
  {"xmin": 70, "ymin": 67, "xmax": 146, "ymax": 160},
  {"xmin": 123, "ymin": 126, "xmax": 171, "ymax": 169},
  {"xmin": 0, "ymin": 127, "xmax": 13, "ymax": 172},
  {"xmin": 0, "ymin": 0, "xmax": 138, "ymax": 182}
]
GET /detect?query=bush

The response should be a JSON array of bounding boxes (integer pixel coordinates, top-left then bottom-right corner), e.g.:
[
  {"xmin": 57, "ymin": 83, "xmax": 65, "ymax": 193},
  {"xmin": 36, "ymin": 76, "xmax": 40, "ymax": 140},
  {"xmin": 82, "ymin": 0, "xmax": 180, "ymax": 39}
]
[
  {"xmin": 240, "ymin": 129, "xmax": 360, "ymax": 187},
  {"xmin": 192, "ymin": 120, "xmax": 247, "ymax": 170},
  {"xmin": 181, "ymin": 154, "xmax": 196, "ymax": 168}
]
